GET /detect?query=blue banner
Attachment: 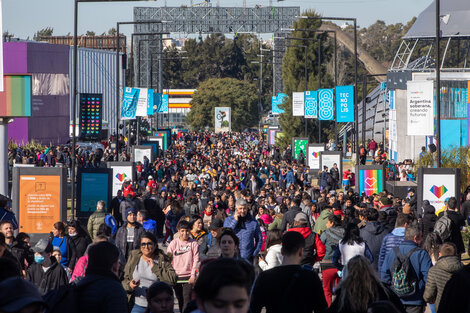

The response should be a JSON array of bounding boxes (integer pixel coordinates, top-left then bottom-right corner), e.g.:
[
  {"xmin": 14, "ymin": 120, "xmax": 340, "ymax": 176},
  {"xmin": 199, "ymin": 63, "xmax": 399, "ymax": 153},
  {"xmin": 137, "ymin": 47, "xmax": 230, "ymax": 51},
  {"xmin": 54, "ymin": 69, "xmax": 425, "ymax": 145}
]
[
  {"xmin": 272, "ymin": 93, "xmax": 286, "ymax": 114},
  {"xmin": 121, "ymin": 87, "xmax": 139, "ymax": 120},
  {"xmin": 336, "ymin": 85, "xmax": 354, "ymax": 122},
  {"xmin": 147, "ymin": 89, "xmax": 154, "ymax": 115},
  {"xmin": 153, "ymin": 93, "xmax": 162, "ymax": 114},
  {"xmin": 159, "ymin": 94, "xmax": 169, "ymax": 113},
  {"xmin": 318, "ymin": 89, "xmax": 334, "ymax": 120},
  {"xmin": 304, "ymin": 91, "xmax": 318, "ymax": 118}
]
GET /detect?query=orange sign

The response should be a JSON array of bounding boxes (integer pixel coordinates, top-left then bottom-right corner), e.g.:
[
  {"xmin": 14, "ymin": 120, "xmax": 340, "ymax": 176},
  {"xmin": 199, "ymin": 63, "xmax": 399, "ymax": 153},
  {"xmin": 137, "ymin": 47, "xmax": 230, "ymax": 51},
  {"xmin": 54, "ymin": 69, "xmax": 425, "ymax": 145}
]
[{"xmin": 19, "ymin": 175, "xmax": 61, "ymax": 233}]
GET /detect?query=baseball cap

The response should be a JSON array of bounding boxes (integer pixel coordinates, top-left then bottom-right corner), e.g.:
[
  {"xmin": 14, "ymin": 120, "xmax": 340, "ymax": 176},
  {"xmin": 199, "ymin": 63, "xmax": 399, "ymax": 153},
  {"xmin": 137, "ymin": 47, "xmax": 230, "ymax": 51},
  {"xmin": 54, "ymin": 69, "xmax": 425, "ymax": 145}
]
[
  {"xmin": 0, "ymin": 277, "xmax": 45, "ymax": 313},
  {"xmin": 294, "ymin": 212, "xmax": 308, "ymax": 223},
  {"xmin": 209, "ymin": 218, "xmax": 224, "ymax": 231},
  {"xmin": 32, "ymin": 238, "xmax": 53, "ymax": 254}
]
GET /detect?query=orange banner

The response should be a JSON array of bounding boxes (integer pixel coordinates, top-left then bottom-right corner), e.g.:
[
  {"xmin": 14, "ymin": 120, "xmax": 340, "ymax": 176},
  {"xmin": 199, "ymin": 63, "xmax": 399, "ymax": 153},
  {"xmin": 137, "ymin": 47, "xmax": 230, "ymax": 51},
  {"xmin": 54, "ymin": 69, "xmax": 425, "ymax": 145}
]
[{"xmin": 18, "ymin": 175, "xmax": 61, "ymax": 234}]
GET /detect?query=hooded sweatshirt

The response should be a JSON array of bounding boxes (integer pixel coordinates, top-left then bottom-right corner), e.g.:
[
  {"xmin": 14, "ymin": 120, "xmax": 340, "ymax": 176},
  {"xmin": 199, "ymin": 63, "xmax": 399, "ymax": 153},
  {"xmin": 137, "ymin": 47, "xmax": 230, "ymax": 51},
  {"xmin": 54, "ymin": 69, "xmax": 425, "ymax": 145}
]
[
  {"xmin": 167, "ymin": 237, "xmax": 199, "ymax": 279},
  {"xmin": 313, "ymin": 209, "xmax": 332, "ymax": 235},
  {"xmin": 288, "ymin": 226, "xmax": 325, "ymax": 264},
  {"xmin": 360, "ymin": 221, "xmax": 388, "ymax": 269},
  {"xmin": 320, "ymin": 226, "xmax": 345, "ymax": 260},
  {"xmin": 424, "ymin": 255, "xmax": 463, "ymax": 310}
]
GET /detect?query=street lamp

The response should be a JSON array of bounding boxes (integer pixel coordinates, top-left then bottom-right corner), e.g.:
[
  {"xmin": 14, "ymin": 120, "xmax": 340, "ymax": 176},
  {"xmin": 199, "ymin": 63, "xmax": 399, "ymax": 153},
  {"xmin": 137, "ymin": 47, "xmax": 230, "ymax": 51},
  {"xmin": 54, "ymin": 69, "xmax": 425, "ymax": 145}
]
[
  {"xmin": 435, "ymin": 0, "xmax": 441, "ymax": 167},
  {"xmin": 297, "ymin": 15, "xmax": 358, "ymax": 166},
  {"xmin": 71, "ymin": 0, "xmax": 158, "ymax": 219}
]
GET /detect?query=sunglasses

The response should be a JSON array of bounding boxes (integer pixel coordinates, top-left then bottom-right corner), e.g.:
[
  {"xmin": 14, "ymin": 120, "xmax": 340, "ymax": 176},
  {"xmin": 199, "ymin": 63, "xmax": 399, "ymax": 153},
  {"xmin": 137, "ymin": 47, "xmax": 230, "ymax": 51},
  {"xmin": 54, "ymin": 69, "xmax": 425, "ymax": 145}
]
[{"xmin": 141, "ymin": 242, "xmax": 154, "ymax": 247}]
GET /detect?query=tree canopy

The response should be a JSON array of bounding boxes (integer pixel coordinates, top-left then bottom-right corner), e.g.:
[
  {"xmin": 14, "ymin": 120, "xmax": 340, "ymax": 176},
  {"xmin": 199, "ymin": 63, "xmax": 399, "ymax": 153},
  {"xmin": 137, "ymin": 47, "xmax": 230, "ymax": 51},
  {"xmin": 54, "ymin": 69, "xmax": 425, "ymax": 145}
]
[{"xmin": 186, "ymin": 78, "xmax": 259, "ymax": 132}]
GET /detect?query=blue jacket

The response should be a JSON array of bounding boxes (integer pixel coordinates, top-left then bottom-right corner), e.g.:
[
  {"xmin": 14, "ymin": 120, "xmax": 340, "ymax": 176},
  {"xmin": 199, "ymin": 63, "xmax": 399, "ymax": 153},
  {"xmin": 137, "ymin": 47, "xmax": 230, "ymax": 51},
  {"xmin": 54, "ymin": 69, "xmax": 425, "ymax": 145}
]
[
  {"xmin": 223, "ymin": 214, "xmax": 262, "ymax": 260},
  {"xmin": 0, "ymin": 207, "xmax": 18, "ymax": 230},
  {"xmin": 378, "ymin": 227, "xmax": 405, "ymax": 273},
  {"xmin": 286, "ymin": 170, "xmax": 295, "ymax": 185},
  {"xmin": 379, "ymin": 240, "xmax": 432, "ymax": 306}
]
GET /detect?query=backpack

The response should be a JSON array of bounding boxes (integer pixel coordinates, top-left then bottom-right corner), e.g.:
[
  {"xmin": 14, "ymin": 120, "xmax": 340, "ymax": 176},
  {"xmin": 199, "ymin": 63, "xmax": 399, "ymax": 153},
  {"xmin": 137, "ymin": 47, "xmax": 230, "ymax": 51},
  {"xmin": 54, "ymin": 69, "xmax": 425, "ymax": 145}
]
[
  {"xmin": 104, "ymin": 214, "xmax": 118, "ymax": 235},
  {"xmin": 391, "ymin": 247, "xmax": 419, "ymax": 298},
  {"xmin": 434, "ymin": 211, "xmax": 452, "ymax": 240}
]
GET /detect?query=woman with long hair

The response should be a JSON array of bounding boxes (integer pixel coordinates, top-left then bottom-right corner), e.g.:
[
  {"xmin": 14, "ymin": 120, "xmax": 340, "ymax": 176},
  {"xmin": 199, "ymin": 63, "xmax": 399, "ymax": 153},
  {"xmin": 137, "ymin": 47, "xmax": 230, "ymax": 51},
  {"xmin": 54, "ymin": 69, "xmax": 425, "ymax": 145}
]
[
  {"xmin": 48, "ymin": 221, "xmax": 77, "ymax": 271},
  {"xmin": 189, "ymin": 214, "xmax": 207, "ymax": 245},
  {"xmin": 66, "ymin": 219, "xmax": 91, "ymax": 259},
  {"xmin": 258, "ymin": 229, "xmax": 283, "ymax": 271},
  {"xmin": 123, "ymin": 232, "xmax": 177, "ymax": 313},
  {"xmin": 332, "ymin": 223, "xmax": 373, "ymax": 276},
  {"xmin": 328, "ymin": 255, "xmax": 404, "ymax": 313}
]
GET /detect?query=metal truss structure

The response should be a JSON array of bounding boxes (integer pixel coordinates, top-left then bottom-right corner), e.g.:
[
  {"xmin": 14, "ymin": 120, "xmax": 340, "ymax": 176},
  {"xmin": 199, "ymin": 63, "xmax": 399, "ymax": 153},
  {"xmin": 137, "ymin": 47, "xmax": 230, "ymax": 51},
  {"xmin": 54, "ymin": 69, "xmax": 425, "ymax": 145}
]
[{"xmin": 133, "ymin": 6, "xmax": 300, "ymax": 94}]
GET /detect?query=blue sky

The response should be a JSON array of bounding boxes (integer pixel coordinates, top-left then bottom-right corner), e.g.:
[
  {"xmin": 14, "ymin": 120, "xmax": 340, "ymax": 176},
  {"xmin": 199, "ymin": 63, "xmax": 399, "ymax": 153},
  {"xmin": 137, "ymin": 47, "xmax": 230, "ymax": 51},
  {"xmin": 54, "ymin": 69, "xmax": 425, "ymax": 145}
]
[{"xmin": 4, "ymin": 0, "xmax": 432, "ymax": 39}]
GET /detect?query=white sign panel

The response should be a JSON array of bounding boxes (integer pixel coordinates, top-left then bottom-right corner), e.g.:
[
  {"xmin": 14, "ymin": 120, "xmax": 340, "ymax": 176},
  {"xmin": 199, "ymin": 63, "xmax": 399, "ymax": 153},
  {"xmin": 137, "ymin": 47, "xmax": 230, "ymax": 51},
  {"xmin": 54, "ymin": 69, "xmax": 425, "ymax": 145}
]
[
  {"xmin": 422, "ymin": 174, "xmax": 456, "ymax": 213},
  {"xmin": 307, "ymin": 145, "xmax": 324, "ymax": 170},
  {"xmin": 136, "ymin": 88, "xmax": 149, "ymax": 117},
  {"xmin": 215, "ymin": 107, "xmax": 231, "ymax": 133},
  {"xmin": 292, "ymin": 92, "xmax": 305, "ymax": 116},
  {"xmin": 321, "ymin": 153, "xmax": 342, "ymax": 172},
  {"xmin": 407, "ymin": 81, "xmax": 434, "ymax": 136},
  {"xmin": 134, "ymin": 148, "xmax": 151, "ymax": 164},
  {"xmin": 110, "ymin": 165, "xmax": 133, "ymax": 197}
]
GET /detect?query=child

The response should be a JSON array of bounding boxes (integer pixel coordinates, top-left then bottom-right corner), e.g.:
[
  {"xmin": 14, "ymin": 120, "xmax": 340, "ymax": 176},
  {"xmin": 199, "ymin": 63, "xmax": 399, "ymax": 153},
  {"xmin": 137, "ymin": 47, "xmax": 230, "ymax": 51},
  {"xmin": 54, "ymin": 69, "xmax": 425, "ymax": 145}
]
[{"xmin": 167, "ymin": 220, "xmax": 200, "ymax": 313}]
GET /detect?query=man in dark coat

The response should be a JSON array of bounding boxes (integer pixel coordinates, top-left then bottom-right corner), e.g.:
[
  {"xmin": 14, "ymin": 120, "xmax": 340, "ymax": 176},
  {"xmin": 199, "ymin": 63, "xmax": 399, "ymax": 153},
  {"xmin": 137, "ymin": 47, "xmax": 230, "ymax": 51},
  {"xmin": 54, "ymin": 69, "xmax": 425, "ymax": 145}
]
[
  {"xmin": 110, "ymin": 190, "xmax": 124, "ymax": 226},
  {"xmin": 359, "ymin": 208, "xmax": 388, "ymax": 270},
  {"xmin": 115, "ymin": 207, "xmax": 145, "ymax": 261},
  {"xmin": 438, "ymin": 197, "xmax": 465, "ymax": 255},
  {"xmin": 26, "ymin": 239, "xmax": 68, "ymax": 295},
  {"xmin": 280, "ymin": 196, "xmax": 311, "ymax": 232}
]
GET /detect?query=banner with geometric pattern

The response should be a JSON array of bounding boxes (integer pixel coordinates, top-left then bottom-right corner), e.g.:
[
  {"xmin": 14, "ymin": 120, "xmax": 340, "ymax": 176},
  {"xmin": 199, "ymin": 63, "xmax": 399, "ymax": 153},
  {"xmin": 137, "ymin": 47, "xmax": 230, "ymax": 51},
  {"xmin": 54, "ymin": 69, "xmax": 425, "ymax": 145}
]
[
  {"xmin": 318, "ymin": 88, "xmax": 334, "ymax": 121},
  {"xmin": 304, "ymin": 91, "xmax": 318, "ymax": 119}
]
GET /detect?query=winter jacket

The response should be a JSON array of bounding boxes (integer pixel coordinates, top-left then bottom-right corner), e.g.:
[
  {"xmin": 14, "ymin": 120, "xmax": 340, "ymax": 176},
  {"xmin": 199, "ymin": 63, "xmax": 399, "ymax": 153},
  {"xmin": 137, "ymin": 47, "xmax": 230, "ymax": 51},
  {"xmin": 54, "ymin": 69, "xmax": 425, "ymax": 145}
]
[
  {"xmin": 200, "ymin": 233, "xmax": 221, "ymax": 259},
  {"xmin": 320, "ymin": 226, "xmax": 345, "ymax": 261},
  {"xmin": 378, "ymin": 227, "xmax": 405, "ymax": 273},
  {"xmin": 167, "ymin": 210, "xmax": 186, "ymax": 234},
  {"xmin": 70, "ymin": 255, "xmax": 88, "ymax": 283},
  {"xmin": 26, "ymin": 260, "xmax": 68, "ymax": 295},
  {"xmin": 332, "ymin": 241, "xmax": 374, "ymax": 270},
  {"xmin": 438, "ymin": 210, "xmax": 465, "ymax": 254},
  {"xmin": 288, "ymin": 226, "xmax": 326, "ymax": 265},
  {"xmin": 360, "ymin": 221, "xmax": 389, "ymax": 270},
  {"xmin": 286, "ymin": 170, "xmax": 295, "ymax": 185},
  {"xmin": 267, "ymin": 216, "xmax": 282, "ymax": 231},
  {"xmin": 259, "ymin": 244, "xmax": 283, "ymax": 271},
  {"xmin": 142, "ymin": 219, "xmax": 157, "ymax": 235},
  {"xmin": 313, "ymin": 209, "xmax": 333, "ymax": 235},
  {"xmin": 379, "ymin": 240, "xmax": 432, "ymax": 306},
  {"xmin": 437, "ymin": 264, "xmax": 470, "ymax": 313},
  {"xmin": 7, "ymin": 239, "xmax": 33, "ymax": 271},
  {"xmin": 122, "ymin": 249, "xmax": 177, "ymax": 297},
  {"xmin": 69, "ymin": 234, "xmax": 92, "ymax": 259},
  {"xmin": 423, "ymin": 255, "xmax": 463, "ymax": 310},
  {"xmin": 115, "ymin": 223, "xmax": 145, "ymax": 260},
  {"xmin": 48, "ymin": 235, "xmax": 77, "ymax": 270},
  {"xmin": 87, "ymin": 210, "xmax": 107, "ymax": 240},
  {"xmin": 280, "ymin": 206, "xmax": 312, "ymax": 232},
  {"xmin": 224, "ymin": 214, "xmax": 263, "ymax": 260},
  {"xmin": 76, "ymin": 269, "xmax": 128, "ymax": 313},
  {"xmin": 420, "ymin": 210, "xmax": 438, "ymax": 241},
  {"xmin": 166, "ymin": 238, "xmax": 200, "ymax": 279},
  {"xmin": 0, "ymin": 207, "xmax": 18, "ymax": 229}
]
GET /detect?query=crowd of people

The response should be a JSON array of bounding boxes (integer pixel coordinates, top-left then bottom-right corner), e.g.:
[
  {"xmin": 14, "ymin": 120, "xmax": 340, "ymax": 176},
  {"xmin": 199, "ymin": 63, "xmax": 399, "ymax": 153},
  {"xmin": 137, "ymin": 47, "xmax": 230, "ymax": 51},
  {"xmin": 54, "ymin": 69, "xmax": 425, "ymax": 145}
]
[{"xmin": 1, "ymin": 131, "xmax": 470, "ymax": 313}]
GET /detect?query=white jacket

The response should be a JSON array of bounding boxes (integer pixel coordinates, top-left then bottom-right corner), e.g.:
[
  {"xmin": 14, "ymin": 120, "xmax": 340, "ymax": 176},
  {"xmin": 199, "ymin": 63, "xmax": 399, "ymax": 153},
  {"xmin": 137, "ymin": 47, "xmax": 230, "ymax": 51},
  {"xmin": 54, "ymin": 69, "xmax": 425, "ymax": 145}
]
[{"xmin": 259, "ymin": 244, "xmax": 283, "ymax": 271}]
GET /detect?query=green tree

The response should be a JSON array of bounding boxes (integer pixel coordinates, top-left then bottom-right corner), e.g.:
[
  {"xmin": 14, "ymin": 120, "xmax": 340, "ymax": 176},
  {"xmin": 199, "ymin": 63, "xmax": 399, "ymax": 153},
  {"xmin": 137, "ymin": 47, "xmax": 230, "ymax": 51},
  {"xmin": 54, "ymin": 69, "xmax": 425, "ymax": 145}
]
[
  {"xmin": 33, "ymin": 27, "xmax": 53, "ymax": 41},
  {"xmin": 186, "ymin": 78, "xmax": 259, "ymax": 131},
  {"xmin": 85, "ymin": 31, "xmax": 96, "ymax": 36}
]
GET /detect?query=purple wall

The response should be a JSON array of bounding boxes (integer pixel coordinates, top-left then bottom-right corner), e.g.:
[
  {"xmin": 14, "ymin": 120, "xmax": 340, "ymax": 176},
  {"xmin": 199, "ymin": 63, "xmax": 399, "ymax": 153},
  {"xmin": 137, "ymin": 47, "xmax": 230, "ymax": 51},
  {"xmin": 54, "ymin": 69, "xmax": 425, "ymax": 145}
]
[{"xmin": 6, "ymin": 42, "xmax": 70, "ymax": 145}]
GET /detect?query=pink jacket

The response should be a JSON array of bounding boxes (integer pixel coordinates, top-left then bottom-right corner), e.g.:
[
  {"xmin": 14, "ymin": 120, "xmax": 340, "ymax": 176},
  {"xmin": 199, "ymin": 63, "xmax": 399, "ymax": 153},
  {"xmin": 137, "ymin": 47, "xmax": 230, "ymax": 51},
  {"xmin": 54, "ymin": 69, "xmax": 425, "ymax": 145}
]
[
  {"xmin": 167, "ymin": 238, "xmax": 199, "ymax": 279},
  {"xmin": 70, "ymin": 255, "xmax": 88, "ymax": 283}
]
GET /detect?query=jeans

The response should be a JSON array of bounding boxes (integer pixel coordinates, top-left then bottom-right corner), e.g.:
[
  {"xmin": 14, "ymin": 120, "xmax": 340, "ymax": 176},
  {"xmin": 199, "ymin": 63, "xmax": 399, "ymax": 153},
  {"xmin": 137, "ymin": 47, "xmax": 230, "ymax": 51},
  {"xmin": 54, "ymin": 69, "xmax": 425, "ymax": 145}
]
[
  {"xmin": 174, "ymin": 280, "xmax": 192, "ymax": 313},
  {"xmin": 130, "ymin": 304, "xmax": 146, "ymax": 313}
]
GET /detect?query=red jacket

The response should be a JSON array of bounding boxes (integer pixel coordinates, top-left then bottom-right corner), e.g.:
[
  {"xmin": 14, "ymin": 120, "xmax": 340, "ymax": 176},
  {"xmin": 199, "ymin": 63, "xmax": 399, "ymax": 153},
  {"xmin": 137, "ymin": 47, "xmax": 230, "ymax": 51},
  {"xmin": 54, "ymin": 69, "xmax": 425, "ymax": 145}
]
[{"xmin": 288, "ymin": 226, "xmax": 326, "ymax": 264}]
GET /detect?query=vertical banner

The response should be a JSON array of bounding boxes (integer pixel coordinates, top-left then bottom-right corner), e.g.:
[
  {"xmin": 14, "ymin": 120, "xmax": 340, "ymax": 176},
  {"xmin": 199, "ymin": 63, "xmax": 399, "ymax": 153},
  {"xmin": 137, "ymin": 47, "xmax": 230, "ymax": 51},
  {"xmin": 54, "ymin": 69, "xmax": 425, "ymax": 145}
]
[
  {"xmin": 272, "ymin": 93, "xmax": 287, "ymax": 114},
  {"xmin": 136, "ymin": 88, "xmax": 149, "ymax": 117},
  {"xmin": 159, "ymin": 94, "xmax": 169, "ymax": 113},
  {"xmin": 0, "ymin": 0, "xmax": 4, "ymax": 92},
  {"xmin": 318, "ymin": 88, "xmax": 334, "ymax": 120},
  {"xmin": 418, "ymin": 168, "xmax": 460, "ymax": 216},
  {"xmin": 388, "ymin": 90, "xmax": 398, "ymax": 161},
  {"xmin": 467, "ymin": 81, "xmax": 470, "ymax": 146},
  {"xmin": 153, "ymin": 92, "xmax": 162, "ymax": 114},
  {"xmin": 121, "ymin": 87, "xmax": 139, "ymax": 120},
  {"xmin": 292, "ymin": 137, "xmax": 308, "ymax": 160},
  {"xmin": 336, "ymin": 85, "xmax": 354, "ymax": 122},
  {"xmin": 307, "ymin": 144, "xmax": 325, "ymax": 171},
  {"xmin": 147, "ymin": 89, "xmax": 154, "ymax": 115},
  {"xmin": 292, "ymin": 92, "xmax": 305, "ymax": 116},
  {"xmin": 215, "ymin": 107, "xmax": 231, "ymax": 133},
  {"xmin": 407, "ymin": 80, "xmax": 434, "ymax": 136},
  {"xmin": 356, "ymin": 165, "xmax": 385, "ymax": 196},
  {"xmin": 79, "ymin": 93, "xmax": 102, "ymax": 140},
  {"xmin": 304, "ymin": 91, "xmax": 318, "ymax": 119}
]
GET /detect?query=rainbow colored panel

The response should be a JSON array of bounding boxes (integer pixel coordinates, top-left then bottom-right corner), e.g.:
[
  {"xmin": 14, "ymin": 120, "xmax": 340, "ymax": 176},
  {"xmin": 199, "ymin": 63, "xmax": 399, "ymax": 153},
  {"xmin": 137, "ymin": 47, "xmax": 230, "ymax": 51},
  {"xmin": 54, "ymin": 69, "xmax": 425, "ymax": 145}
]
[
  {"xmin": 359, "ymin": 169, "xmax": 384, "ymax": 196},
  {"xmin": 0, "ymin": 75, "xmax": 32, "ymax": 117}
]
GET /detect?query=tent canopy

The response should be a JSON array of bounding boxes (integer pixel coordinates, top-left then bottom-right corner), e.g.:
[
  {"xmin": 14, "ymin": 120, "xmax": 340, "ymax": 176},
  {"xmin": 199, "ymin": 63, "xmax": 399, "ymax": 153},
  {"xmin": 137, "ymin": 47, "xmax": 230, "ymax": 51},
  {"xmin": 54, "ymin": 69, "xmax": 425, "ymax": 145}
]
[{"xmin": 404, "ymin": 0, "xmax": 470, "ymax": 39}]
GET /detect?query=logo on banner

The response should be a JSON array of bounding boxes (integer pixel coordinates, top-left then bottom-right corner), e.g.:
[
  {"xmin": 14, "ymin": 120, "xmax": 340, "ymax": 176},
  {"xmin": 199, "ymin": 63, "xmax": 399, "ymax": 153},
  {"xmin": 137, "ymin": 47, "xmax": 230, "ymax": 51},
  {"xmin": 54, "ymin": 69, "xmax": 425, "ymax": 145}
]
[
  {"xmin": 430, "ymin": 185, "xmax": 448, "ymax": 198},
  {"xmin": 365, "ymin": 177, "xmax": 377, "ymax": 188},
  {"xmin": 319, "ymin": 89, "xmax": 334, "ymax": 120},
  {"xmin": 312, "ymin": 152, "xmax": 319, "ymax": 158},
  {"xmin": 116, "ymin": 173, "xmax": 127, "ymax": 182}
]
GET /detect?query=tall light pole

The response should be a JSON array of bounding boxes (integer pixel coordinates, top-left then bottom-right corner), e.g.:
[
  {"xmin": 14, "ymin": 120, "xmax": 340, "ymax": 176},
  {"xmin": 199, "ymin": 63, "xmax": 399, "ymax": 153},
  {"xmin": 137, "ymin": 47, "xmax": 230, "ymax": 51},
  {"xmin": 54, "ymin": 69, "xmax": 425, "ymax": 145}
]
[
  {"xmin": 435, "ymin": 0, "xmax": 441, "ymax": 167},
  {"xmin": 72, "ymin": 0, "xmax": 159, "ymax": 219},
  {"xmin": 298, "ymin": 16, "xmax": 358, "ymax": 165}
]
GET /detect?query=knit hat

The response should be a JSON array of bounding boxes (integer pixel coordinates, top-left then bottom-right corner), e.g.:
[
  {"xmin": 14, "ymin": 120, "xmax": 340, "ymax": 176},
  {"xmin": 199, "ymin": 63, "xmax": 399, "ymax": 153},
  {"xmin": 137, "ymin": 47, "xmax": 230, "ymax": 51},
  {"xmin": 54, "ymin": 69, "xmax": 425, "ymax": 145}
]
[{"xmin": 125, "ymin": 207, "xmax": 137, "ymax": 218}]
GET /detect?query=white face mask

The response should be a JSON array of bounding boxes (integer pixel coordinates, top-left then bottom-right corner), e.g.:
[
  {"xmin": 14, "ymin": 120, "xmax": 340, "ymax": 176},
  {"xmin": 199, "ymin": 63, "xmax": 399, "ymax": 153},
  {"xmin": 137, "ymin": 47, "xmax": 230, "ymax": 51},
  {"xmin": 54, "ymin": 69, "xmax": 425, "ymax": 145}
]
[{"xmin": 69, "ymin": 232, "xmax": 77, "ymax": 237}]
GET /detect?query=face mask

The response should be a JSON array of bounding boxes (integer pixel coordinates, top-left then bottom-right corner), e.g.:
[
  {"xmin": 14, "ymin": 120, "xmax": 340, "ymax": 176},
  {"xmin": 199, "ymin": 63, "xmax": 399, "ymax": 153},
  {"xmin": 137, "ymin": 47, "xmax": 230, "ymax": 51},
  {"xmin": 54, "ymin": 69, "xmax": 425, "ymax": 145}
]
[
  {"xmin": 34, "ymin": 254, "xmax": 45, "ymax": 264},
  {"xmin": 69, "ymin": 232, "xmax": 77, "ymax": 237}
]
